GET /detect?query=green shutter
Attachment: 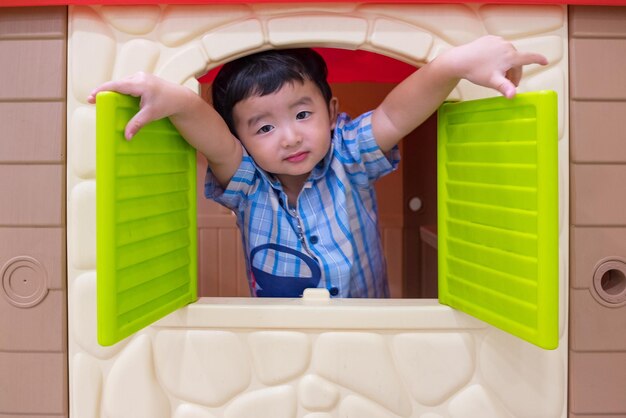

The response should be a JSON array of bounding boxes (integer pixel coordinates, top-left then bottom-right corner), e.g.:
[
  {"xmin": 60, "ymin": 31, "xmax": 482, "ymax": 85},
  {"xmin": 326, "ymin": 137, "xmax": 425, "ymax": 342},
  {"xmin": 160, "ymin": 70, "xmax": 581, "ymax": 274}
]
[
  {"xmin": 96, "ymin": 92, "xmax": 197, "ymax": 346},
  {"xmin": 437, "ymin": 91, "xmax": 558, "ymax": 349}
]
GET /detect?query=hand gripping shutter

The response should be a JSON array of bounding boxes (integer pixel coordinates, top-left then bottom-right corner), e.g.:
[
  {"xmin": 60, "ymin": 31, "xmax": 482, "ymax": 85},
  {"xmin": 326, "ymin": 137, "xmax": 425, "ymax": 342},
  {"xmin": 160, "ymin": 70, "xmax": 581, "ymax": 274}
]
[{"xmin": 96, "ymin": 92, "xmax": 197, "ymax": 346}]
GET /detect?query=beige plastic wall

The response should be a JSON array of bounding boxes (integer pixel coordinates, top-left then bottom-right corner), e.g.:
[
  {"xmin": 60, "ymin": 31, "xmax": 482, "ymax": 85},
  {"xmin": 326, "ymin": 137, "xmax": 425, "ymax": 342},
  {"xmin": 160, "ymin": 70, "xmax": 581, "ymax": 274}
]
[{"xmin": 67, "ymin": 3, "xmax": 569, "ymax": 417}]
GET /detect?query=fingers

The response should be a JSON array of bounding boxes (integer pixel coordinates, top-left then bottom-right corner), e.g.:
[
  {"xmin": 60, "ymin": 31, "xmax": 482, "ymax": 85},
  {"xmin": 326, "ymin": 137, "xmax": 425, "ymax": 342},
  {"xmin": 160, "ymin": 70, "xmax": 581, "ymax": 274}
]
[
  {"xmin": 87, "ymin": 81, "xmax": 124, "ymax": 104},
  {"xmin": 87, "ymin": 80, "xmax": 141, "ymax": 103},
  {"xmin": 462, "ymin": 36, "xmax": 548, "ymax": 98},
  {"xmin": 124, "ymin": 107, "xmax": 151, "ymax": 140},
  {"xmin": 86, "ymin": 85, "xmax": 108, "ymax": 104},
  {"xmin": 493, "ymin": 35, "xmax": 547, "ymax": 67},
  {"xmin": 87, "ymin": 73, "xmax": 152, "ymax": 103},
  {"xmin": 87, "ymin": 72, "xmax": 157, "ymax": 140},
  {"xmin": 514, "ymin": 51, "xmax": 549, "ymax": 67},
  {"xmin": 87, "ymin": 81, "xmax": 121, "ymax": 103},
  {"xmin": 124, "ymin": 116, "xmax": 139, "ymax": 140},
  {"xmin": 493, "ymin": 74, "xmax": 517, "ymax": 99},
  {"xmin": 495, "ymin": 48, "xmax": 547, "ymax": 98},
  {"xmin": 124, "ymin": 118, "xmax": 140, "ymax": 140},
  {"xmin": 501, "ymin": 51, "xmax": 547, "ymax": 98}
]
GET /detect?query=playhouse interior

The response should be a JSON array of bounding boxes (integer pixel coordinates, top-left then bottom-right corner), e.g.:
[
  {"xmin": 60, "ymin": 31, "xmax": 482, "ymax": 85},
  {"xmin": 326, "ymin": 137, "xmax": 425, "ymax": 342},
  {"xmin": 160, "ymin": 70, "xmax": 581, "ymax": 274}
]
[{"xmin": 197, "ymin": 50, "xmax": 436, "ymax": 299}]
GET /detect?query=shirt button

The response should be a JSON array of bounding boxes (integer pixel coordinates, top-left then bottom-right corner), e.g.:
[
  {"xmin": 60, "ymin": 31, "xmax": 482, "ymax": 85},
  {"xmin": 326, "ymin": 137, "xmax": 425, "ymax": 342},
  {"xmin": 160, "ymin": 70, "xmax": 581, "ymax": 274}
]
[
  {"xmin": 309, "ymin": 235, "xmax": 319, "ymax": 244},
  {"xmin": 329, "ymin": 287, "xmax": 339, "ymax": 296}
]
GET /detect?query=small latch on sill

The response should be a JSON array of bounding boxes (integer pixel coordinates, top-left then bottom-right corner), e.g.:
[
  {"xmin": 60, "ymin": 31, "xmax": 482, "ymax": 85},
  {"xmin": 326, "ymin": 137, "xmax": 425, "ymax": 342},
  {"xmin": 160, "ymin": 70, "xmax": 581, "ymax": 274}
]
[{"xmin": 303, "ymin": 288, "xmax": 331, "ymax": 301}]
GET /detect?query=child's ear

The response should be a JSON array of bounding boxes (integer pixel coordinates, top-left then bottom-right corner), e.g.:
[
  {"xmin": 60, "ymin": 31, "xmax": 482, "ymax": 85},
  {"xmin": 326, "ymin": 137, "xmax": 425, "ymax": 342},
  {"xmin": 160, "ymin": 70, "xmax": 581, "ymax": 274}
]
[{"xmin": 328, "ymin": 97, "xmax": 339, "ymax": 126}]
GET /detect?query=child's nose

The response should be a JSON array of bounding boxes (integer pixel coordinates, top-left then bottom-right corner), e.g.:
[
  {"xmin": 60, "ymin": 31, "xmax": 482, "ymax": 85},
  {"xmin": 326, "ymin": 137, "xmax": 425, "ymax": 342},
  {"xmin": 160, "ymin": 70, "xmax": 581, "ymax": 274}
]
[{"xmin": 281, "ymin": 127, "xmax": 303, "ymax": 147}]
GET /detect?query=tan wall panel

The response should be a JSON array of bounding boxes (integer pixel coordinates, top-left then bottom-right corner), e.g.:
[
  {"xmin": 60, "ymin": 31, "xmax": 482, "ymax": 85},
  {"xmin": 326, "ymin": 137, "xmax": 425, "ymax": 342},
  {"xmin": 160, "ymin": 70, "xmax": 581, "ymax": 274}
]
[
  {"xmin": 0, "ymin": 39, "xmax": 66, "ymax": 100},
  {"xmin": 569, "ymin": 352, "xmax": 626, "ymax": 415},
  {"xmin": 570, "ymin": 101, "xmax": 626, "ymax": 163},
  {"xmin": 569, "ymin": 38, "xmax": 626, "ymax": 100},
  {"xmin": 569, "ymin": 7, "xmax": 626, "ymax": 418},
  {"xmin": 569, "ymin": 6, "xmax": 626, "ymax": 38},
  {"xmin": 0, "ymin": 352, "xmax": 66, "ymax": 415},
  {"xmin": 0, "ymin": 6, "xmax": 66, "ymax": 39},
  {"xmin": 0, "ymin": 227, "xmax": 65, "ymax": 288},
  {"xmin": 570, "ymin": 226, "xmax": 626, "ymax": 289},
  {"xmin": 570, "ymin": 289, "xmax": 626, "ymax": 352},
  {"xmin": 0, "ymin": 228, "xmax": 65, "ymax": 352},
  {"xmin": 570, "ymin": 164, "xmax": 626, "ymax": 226},
  {"xmin": 0, "ymin": 165, "xmax": 63, "ymax": 226},
  {"xmin": 0, "ymin": 102, "xmax": 65, "ymax": 163},
  {"xmin": 0, "ymin": 6, "xmax": 67, "ymax": 418},
  {"xmin": 0, "ymin": 290, "xmax": 65, "ymax": 352}
]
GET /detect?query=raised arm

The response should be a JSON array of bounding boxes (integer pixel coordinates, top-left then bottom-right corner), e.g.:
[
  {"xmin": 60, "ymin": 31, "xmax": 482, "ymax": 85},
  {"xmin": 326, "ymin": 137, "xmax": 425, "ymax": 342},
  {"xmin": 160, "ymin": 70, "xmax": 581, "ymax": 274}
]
[
  {"xmin": 371, "ymin": 35, "xmax": 548, "ymax": 152},
  {"xmin": 87, "ymin": 72, "xmax": 242, "ymax": 188}
]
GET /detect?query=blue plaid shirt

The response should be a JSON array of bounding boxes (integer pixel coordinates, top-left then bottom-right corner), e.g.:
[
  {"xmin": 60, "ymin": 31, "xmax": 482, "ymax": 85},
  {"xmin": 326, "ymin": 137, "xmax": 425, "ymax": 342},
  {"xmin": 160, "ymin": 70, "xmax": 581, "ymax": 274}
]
[{"xmin": 205, "ymin": 111, "xmax": 400, "ymax": 298}]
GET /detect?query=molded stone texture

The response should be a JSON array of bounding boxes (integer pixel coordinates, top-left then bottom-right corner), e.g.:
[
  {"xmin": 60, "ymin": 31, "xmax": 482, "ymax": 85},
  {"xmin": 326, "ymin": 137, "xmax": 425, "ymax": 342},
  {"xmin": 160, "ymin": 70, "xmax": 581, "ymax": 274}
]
[
  {"xmin": 249, "ymin": 331, "xmax": 311, "ymax": 385},
  {"xmin": 154, "ymin": 330, "xmax": 251, "ymax": 406},
  {"xmin": 103, "ymin": 335, "xmax": 170, "ymax": 418},
  {"xmin": 298, "ymin": 375, "xmax": 340, "ymax": 411},
  {"xmin": 223, "ymin": 386, "xmax": 297, "ymax": 418},
  {"xmin": 174, "ymin": 404, "xmax": 218, "ymax": 418},
  {"xmin": 71, "ymin": 353, "xmax": 103, "ymax": 418},
  {"xmin": 392, "ymin": 333, "xmax": 474, "ymax": 406},
  {"xmin": 312, "ymin": 332, "xmax": 412, "ymax": 416},
  {"xmin": 448, "ymin": 384, "xmax": 513, "ymax": 418},
  {"xmin": 99, "ymin": 5, "xmax": 161, "ymax": 35}
]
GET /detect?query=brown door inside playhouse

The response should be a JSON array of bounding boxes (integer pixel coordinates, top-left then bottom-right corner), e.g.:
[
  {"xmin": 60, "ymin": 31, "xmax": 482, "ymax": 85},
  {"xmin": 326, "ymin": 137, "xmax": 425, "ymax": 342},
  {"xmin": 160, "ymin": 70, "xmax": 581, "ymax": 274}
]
[{"xmin": 195, "ymin": 50, "xmax": 438, "ymax": 298}]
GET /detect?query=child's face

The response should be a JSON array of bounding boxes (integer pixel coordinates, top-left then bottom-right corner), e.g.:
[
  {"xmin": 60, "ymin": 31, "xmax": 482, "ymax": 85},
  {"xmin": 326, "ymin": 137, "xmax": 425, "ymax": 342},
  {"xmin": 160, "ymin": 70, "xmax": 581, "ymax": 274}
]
[{"xmin": 232, "ymin": 79, "xmax": 338, "ymax": 187}]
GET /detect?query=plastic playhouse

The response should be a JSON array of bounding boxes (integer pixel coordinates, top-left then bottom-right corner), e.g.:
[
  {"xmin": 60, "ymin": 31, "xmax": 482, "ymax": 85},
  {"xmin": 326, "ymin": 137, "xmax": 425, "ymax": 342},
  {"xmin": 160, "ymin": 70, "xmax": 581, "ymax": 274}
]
[{"xmin": 1, "ymin": 1, "xmax": 626, "ymax": 417}]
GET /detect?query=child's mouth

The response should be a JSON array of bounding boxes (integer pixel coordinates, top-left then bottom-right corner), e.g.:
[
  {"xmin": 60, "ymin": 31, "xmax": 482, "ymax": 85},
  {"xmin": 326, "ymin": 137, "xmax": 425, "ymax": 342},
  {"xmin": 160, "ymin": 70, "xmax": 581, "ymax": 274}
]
[{"xmin": 285, "ymin": 152, "xmax": 308, "ymax": 163}]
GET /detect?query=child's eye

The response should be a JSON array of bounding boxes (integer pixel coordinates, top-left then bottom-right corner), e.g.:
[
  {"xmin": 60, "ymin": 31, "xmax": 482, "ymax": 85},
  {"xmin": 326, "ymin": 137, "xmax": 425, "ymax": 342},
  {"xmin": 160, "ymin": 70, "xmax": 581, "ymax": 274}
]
[
  {"xmin": 296, "ymin": 111, "xmax": 311, "ymax": 120},
  {"xmin": 257, "ymin": 125, "xmax": 274, "ymax": 134}
]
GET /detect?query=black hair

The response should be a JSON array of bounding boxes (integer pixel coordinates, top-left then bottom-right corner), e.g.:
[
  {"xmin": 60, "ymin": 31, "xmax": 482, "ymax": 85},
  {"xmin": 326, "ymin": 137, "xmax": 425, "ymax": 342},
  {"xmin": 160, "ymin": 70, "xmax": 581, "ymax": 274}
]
[{"xmin": 211, "ymin": 48, "xmax": 333, "ymax": 136}]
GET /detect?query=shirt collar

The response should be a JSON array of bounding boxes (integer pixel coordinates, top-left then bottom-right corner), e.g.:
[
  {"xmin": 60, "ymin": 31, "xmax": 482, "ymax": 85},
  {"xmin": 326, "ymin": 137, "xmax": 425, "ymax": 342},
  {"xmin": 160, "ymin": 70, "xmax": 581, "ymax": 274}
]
[{"xmin": 308, "ymin": 141, "xmax": 334, "ymax": 181}]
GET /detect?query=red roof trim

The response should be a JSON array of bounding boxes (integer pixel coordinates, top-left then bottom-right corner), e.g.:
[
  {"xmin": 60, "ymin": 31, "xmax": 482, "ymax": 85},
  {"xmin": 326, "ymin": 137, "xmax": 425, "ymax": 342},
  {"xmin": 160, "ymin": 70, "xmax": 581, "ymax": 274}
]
[{"xmin": 2, "ymin": 0, "xmax": 626, "ymax": 6}]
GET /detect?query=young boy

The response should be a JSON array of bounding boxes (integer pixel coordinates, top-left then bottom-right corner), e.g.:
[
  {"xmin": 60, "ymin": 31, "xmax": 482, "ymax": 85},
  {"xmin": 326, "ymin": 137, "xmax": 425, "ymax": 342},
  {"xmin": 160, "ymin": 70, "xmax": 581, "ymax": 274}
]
[{"xmin": 88, "ymin": 35, "xmax": 547, "ymax": 298}]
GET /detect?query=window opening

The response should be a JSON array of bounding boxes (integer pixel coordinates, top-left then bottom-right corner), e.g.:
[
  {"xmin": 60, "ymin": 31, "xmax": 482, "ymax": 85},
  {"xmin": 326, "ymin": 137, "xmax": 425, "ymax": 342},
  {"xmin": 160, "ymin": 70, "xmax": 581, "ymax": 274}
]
[
  {"xmin": 196, "ymin": 48, "xmax": 433, "ymax": 299},
  {"xmin": 96, "ymin": 48, "xmax": 558, "ymax": 349}
]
